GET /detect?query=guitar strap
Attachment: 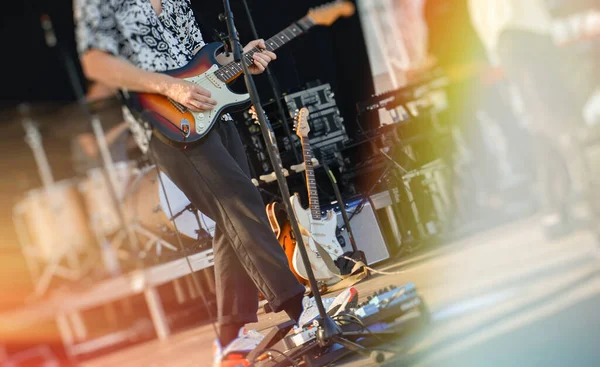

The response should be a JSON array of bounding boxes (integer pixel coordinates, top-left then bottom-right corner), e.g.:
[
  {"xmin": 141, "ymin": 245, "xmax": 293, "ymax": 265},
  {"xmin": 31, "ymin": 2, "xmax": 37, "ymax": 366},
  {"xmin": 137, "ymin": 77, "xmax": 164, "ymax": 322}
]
[
  {"xmin": 298, "ymin": 226, "xmax": 342, "ymax": 277},
  {"xmin": 313, "ymin": 241, "xmax": 341, "ymax": 276},
  {"xmin": 300, "ymin": 234, "xmax": 368, "ymax": 294}
]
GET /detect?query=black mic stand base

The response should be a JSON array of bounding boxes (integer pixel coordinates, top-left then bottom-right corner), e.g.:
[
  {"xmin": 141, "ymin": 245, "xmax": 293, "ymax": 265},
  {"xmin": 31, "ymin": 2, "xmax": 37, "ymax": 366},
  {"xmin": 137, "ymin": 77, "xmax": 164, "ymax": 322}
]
[{"xmin": 251, "ymin": 304, "xmax": 429, "ymax": 367}]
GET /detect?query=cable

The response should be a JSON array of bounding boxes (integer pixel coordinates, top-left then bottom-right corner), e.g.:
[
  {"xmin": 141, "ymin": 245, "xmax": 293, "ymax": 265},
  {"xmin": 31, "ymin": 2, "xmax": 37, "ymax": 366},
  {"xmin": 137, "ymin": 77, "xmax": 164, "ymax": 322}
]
[
  {"xmin": 331, "ymin": 315, "xmax": 398, "ymax": 354},
  {"xmin": 331, "ymin": 314, "xmax": 384, "ymax": 343},
  {"xmin": 249, "ymin": 348, "xmax": 299, "ymax": 367},
  {"xmin": 199, "ymin": 213, "xmax": 211, "ymax": 237},
  {"xmin": 335, "ymin": 255, "xmax": 407, "ymax": 277}
]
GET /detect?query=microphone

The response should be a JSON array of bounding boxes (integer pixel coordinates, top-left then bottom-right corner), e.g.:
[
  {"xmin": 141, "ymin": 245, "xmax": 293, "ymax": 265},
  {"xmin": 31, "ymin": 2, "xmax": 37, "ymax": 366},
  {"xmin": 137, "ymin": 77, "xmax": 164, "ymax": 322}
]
[{"xmin": 40, "ymin": 14, "xmax": 57, "ymax": 48}]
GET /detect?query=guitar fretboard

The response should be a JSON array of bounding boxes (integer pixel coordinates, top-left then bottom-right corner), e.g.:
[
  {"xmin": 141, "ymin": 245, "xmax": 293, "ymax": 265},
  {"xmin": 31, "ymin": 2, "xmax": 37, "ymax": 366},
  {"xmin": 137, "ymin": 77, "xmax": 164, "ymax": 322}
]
[
  {"xmin": 301, "ymin": 138, "xmax": 322, "ymax": 221},
  {"xmin": 214, "ymin": 16, "xmax": 315, "ymax": 83}
]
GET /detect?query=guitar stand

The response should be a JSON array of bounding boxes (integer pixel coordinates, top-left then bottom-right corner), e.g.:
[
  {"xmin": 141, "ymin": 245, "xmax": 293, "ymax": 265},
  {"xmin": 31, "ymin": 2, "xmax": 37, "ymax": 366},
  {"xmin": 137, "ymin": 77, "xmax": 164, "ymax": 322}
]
[{"xmin": 321, "ymin": 161, "xmax": 360, "ymax": 255}]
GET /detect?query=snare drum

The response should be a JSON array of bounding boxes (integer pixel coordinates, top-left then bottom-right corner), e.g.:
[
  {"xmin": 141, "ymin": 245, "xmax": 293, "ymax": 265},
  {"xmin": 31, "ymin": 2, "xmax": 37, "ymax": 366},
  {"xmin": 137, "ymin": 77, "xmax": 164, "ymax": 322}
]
[
  {"xmin": 125, "ymin": 166, "xmax": 216, "ymax": 241},
  {"xmin": 79, "ymin": 161, "xmax": 137, "ymax": 235},
  {"xmin": 15, "ymin": 181, "xmax": 93, "ymax": 261}
]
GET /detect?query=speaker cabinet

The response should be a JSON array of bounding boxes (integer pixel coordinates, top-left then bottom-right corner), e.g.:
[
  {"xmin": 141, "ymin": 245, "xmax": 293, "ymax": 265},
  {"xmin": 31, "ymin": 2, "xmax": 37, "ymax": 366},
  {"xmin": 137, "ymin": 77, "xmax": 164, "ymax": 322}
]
[{"xmin": 331, "ymin": 198, "xmax": 390, "ymax": 265}]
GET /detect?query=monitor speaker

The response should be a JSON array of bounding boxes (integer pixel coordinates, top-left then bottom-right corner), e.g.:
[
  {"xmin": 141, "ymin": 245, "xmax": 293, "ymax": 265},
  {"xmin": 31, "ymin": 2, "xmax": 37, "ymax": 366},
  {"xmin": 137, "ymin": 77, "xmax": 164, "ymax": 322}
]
[{"xmin": 332, "ymin": 197, "xmax": 390, "ymax": 265}]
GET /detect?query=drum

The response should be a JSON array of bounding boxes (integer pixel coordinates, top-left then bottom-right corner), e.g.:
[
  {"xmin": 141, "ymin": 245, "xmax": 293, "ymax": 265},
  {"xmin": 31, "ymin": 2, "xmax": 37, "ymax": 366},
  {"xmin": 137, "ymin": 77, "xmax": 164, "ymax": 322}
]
[
  {"xmin": 125, "ymin": 166, "xmax": 216, "ymax": 241},
  {"xmin": 15, "ymin": 180, "xmax": 93, "ymax": 261},
  {"xmin": 80, "ymin": 161, "xmax": 137, "ymax": 235}
]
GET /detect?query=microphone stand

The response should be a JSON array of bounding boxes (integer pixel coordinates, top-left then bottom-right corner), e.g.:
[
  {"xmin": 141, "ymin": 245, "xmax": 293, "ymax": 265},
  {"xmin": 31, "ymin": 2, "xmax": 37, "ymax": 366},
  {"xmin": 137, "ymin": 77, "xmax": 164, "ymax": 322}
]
[
  {"xmin": 221, "ymin": 0, "xmax": 338, "ymax": 346},
  {"xmin": 221, "ymin": 2, "xmax": 381, "ymax": 364}
]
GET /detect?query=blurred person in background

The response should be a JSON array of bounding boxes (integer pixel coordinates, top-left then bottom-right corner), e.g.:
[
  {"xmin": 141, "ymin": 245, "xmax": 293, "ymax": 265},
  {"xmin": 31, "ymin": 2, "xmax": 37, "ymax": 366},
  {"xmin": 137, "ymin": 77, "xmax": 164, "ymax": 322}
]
[
  {"xmin": 423, "ymin": 0, "xmax": 531, "ymax": 215},
  {"xmin": 468, "ymin": 0, "xmax": 591, "ymax": 236}
]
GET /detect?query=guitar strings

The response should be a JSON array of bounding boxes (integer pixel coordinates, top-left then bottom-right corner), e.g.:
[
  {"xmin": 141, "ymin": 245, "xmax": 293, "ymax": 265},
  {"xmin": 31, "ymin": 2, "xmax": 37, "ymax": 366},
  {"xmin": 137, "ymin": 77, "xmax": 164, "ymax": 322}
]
[{"xmin": 184, "ymin": 47, "xmax": 267, "ymax": 106}]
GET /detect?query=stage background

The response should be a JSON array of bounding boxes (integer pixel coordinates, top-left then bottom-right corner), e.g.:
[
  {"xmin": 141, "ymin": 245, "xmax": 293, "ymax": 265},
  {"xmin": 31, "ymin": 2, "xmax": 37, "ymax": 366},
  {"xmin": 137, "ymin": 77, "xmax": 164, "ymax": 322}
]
[{"xmin": 0, "ymin": 0, "xmax": 374, "ymax": 311}]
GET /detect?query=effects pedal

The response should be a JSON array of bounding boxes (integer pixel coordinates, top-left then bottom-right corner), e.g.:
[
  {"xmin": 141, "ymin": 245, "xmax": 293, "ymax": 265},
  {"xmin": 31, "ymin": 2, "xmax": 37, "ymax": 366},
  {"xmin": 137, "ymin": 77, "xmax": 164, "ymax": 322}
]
[
  {"xmin": 284, "ymin": 324, "xmax": 319, "ymax": 349},
  {"xmin": 354, "ymin": 283, "xmax": 425, "ymax": 325}
]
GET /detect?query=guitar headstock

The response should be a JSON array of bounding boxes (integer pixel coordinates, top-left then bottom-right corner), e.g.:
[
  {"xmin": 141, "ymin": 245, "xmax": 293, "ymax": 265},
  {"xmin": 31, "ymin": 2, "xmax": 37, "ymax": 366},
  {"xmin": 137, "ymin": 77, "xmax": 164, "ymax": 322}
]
[
  {"xmin": 249, "ymin": 106, "xmax": 258, "ymax": 123},
  {"xmin": 294, "ymin": 107, "xmax": 310, "ymax": 138},
  {"xmin": 307, "ymin": 1, "xmax": 356, "ymax": 27}
]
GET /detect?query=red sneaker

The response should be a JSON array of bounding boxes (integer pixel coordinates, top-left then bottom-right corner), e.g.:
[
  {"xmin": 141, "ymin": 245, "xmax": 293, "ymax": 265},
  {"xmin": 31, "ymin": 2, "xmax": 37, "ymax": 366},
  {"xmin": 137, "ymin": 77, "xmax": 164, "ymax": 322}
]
[{"xmin": 213, "ymin": 328, "xmax": 264, "ymax": 367}]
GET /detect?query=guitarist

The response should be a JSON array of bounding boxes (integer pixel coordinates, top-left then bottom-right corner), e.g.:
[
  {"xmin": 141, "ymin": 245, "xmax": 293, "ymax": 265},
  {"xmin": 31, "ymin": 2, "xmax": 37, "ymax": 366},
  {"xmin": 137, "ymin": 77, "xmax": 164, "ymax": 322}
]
[{"xmin": 74, "ymin": 0, "xmax": 357, "ymax": 365}]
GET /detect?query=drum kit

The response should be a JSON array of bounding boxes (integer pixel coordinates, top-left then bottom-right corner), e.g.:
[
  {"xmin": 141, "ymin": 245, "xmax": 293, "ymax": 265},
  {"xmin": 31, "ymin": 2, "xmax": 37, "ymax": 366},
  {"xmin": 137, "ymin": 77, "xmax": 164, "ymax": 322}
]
[{"xmin": 13, "ymin": 115, "xmax": 215, "ymax": 298}]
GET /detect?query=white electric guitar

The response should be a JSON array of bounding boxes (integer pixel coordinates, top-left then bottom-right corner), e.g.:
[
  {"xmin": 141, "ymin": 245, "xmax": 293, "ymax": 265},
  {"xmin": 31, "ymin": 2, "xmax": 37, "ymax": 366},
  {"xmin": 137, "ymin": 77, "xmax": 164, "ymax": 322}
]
[{"xmin": 291, "ymin": 107, "xmax": 344, "ymax": 283}]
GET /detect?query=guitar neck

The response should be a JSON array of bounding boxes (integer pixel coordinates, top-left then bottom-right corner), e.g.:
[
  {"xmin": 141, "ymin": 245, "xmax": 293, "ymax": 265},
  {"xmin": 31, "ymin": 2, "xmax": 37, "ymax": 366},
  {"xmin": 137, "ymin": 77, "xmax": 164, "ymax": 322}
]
[
  {"xmin": 301, "ymin": 137, "xmax": 321, "ymax": 221},
  {"xmin": 214, "ymin": 16, "xmax": 315, "ymax": 83}
]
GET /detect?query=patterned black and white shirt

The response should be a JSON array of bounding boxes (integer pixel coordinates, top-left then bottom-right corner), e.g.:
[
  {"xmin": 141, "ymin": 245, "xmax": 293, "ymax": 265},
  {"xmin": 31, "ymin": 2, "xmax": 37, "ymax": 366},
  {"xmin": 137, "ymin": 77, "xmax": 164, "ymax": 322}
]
[
  {"xmin": 74, "ymin": 0, "xmax": 205, "ymax": 72},
  {"xmin": 74, "ymin": 0, "xmax": 232, "ymax": 151}
]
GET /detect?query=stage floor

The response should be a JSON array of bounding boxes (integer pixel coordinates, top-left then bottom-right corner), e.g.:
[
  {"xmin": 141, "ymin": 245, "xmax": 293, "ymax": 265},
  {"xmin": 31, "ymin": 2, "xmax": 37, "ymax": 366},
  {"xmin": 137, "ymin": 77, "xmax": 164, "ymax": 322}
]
[{"xmin": 81, "ymin": 216, "xmax": 600, "ymax": 367}]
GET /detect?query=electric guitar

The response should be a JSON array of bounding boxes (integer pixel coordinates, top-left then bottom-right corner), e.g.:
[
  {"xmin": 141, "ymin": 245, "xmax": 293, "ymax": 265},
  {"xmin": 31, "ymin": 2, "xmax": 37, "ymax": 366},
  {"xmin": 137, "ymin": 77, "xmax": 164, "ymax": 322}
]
[
  {"xmin": 126, "ymin": 1, "xmax": 355, "ymax": 144},
  {"xmin": 290, "ymin": 107, "xmax": 344, "ymax": 282}
]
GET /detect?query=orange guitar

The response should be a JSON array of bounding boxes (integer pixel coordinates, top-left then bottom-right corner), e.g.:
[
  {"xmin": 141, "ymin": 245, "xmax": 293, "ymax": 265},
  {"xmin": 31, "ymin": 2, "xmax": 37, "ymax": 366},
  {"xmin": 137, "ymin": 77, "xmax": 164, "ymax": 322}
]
[{"xmin": 266, "ymin": 201, "xmax": 306, "ymax": 285}]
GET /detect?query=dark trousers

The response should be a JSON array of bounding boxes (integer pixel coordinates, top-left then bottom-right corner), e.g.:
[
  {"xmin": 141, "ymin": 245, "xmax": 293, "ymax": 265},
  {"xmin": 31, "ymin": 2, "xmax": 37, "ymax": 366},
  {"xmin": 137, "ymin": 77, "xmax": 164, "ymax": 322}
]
[{"xmin": 149, "ymin": 120, "xmax": 304, "ymax": 326}]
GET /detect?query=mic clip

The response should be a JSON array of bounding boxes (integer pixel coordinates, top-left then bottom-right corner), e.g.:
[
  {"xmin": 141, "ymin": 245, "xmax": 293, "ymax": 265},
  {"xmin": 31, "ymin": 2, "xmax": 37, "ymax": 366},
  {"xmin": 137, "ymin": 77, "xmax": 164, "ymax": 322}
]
[{"xmin": 214, "ymin": 31, "xmax": 232, "ymax": 57}]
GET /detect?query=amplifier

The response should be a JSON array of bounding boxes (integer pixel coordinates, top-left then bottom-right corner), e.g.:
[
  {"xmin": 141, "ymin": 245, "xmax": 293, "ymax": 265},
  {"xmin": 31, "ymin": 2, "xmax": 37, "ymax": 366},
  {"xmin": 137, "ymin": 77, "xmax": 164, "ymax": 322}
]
[{"xmin": 330, "ymin": 198, "xmax": 390, "ymax": 265}]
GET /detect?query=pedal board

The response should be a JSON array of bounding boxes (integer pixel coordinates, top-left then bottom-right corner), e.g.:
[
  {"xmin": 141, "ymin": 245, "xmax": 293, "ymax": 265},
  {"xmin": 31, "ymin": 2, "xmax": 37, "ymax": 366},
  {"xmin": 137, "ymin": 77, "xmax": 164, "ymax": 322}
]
[
  {"xmin": 354, "ymin": 282, "xmax": 424, "ymax": 325},
  {"xmin": 253, "ymin": 283, "xmax": 429, "ymax": 367}
]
